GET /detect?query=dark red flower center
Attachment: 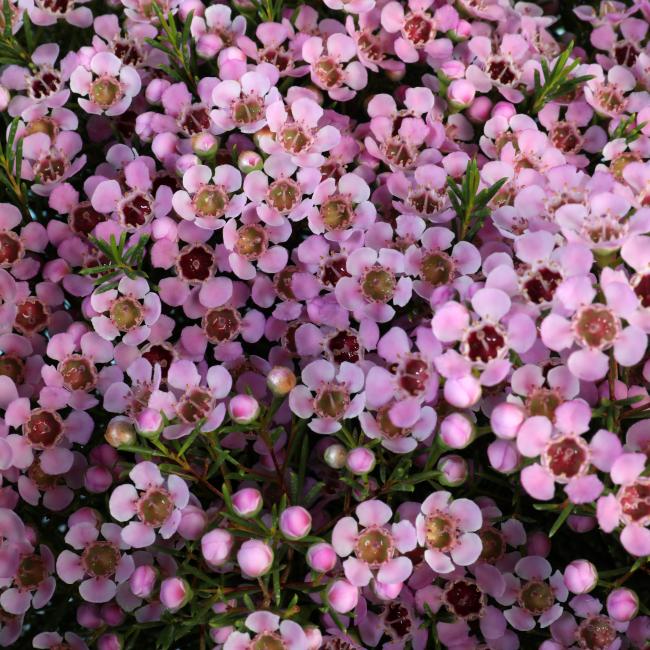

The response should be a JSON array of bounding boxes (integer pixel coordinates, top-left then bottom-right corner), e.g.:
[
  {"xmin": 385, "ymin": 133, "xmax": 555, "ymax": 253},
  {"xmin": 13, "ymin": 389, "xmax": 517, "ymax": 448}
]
[
  {"xmin": 545, "ymin": 436, "xmax": 588, "ymax": 479},
  {"xmin": 16, "ymin": 554, "xmax": 47, "ymax": 590},
  {"xmin": 550, "ymin": 122, "xmax": 583, "ymax": 154},
  {"xmin": 327, "ymin": 330, "xmax": 361, "ymax": 364},
  {"xmin": 69, "ymin": 202, "xmax": 106, "ymax": 236},
  {"xmin": 26, "ymin": 408, "xmax": 64, "ymax": 448},
  {"xmin": 177, "ymin": 387, "xmax": 214, "ymax": 423},
  {"xmin": 81, "ymin": 541, "xmax": 120, "ymax": 578},
  {"xmin": 202, "ymin": 307, "xmax": 241, "ymax": 343},
  {"xmin": 523, "ymin": 266, "xmax": 563, "ymax": 304},
  {"xmin": 59, "ymin": 355, "xmax": 97, "ymax": 391},
  {"xmin": 35, "ymin": 154, "xmax": 67, "ymax": 184},
  {"xmin": 595, "ymin": 86, "xmax": 626, "ymax": 114},
  {"xmin": 120, "ymin": 192, "xmax": 153, "ymax": 228},
  {"xmin": 29, "ymin": 68, "xmax": 61, "ymax": 99},
  {"xmin": 632, "ymin": 273, "xmax": 650, "ymax": 308},
  {"xmin": 573, "ymin": 304, "xmax": 619, "ymax": 349},
  {"xmin": 260, "ymin": 47, "xmax": 291, "ymax": 71},
  {"xmin": 142, "ymin": 344, "xmax": 174, "ymax": 380},
  {"xmin": 408, "ymin": 189, "xmax": 445, "ymax": 216},
  {"xmin": 177, "ymin": 244, "xmax": 214, "ymax": 283},
  {"xmin": 613, "ymin": 42, "xmax": 638, "ymax": 66},
  {"xmin": 113, "ymin": 38, "xmax": 142, "ymax": 66},
  {"xmin": 398, "ymin": 357, "xmax": 430, "ymax": 396},
  {"xmin": 618, "ymin": 478, "xmax": 650, "ymax": 524},
  {"xmin": 383, "ymin": 603, "xmax": 412, "ymax": 638},
  {"xmin": 444, "ymin": 579, "xmax": 485, "ymax": 620},
  {"xmin": 38, "ymin": 0, "xmax": 69, "ymax": 13},
  {"xmin": 180, "ymin": 106, "xmax": 211, "ymax": 135},
  {"xmin": 383, "ymin": 137, "xmax": 416, "ymax": 168},
  {"xmin": 479, "ymin": 526, "xmax": 506, "ymax": 563},
  {"xmin": 486, "ymin": 57, "xmax": 517, "ymax": 85},
  {"xmin": 463, "ymin": 323, "xmax": 507, "ymax": 364},
  {"xmin": 403, "ymin": 13, "xmax": 434, "ymax": 46},
  {"xmin": 0, "ymin": 355, "xmax": 25, "ymax": 383},
  {"xmin": 15, "ymin": 298, "xmax": 49, "ymax": 334},
  {"xmin": 0, "ymin": 231, "xmax": 23, "ymax": 266},
  {"xmin": 320, "ymin": 255, "xmax": 350, "ymax": 287}
]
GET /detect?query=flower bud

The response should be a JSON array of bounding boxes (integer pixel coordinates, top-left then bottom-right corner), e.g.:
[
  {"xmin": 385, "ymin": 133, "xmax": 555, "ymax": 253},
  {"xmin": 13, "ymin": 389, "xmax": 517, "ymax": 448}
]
[
  {"xmin": 237, "ymin": 540, "xmax": 273, "ymax": 578},
  {"xmin": 104, "ymin": 416, "xmax": 136, "ymax": 448},
  {"xmin": 201, "ymin": 529, "xmax": 234, "ymax": 569},
  {"xmin": 466, "ymin": 96, "xmax": 493, "ymax": 124},
  {"xmin": 77, "ymin": 603, "xmax": 102, "ymax": 629},
  {"xmin": 564, "ymin": 559, "xmax": 598, "ymax": 594},
  {"xmin": 228, "ymin": 394, "xmax": 260, "ymax": 424},
  {"xmin": 488, "ymin": 440, "xmax": 520, "ymax": 473},
  {"xmin": 304, "ymin": 626, "xmax": 323, "ymax": 650},
  {"xmin": 231, "ymin": 487, "xmax": 263, "ymax": 518},
  {"xmin": 327, "ymin": 579, "xmax": 359, "ymax": 613},
  {"xmin": 280, "ymin": 506, "xmax": 312, "ymax": 540},
  {"xmin": 160, "ymin": 577, "xmax": 192, "ymax": 612},
  {"xmin": 444, "ymin": 376, "xmax": 481, "ymax": 408},
  {"xmin": 84, "ymin": 466, "xmax": 113, "ymax": 494},
  {"xmin": 346, "ymin": 447, "xmax": 375, "ymax": 475},
  {"xmin": 135, "ymin": 408, "xmax": 163, "ymax": 439},
  {"xmin": 237, "ymin": 150, "xmax": 263, "ymax": 173},
  {"xmin": 490, "ymin": 403, "xmax": 525, "ymax": 440},
  {"xmin": 440, "ymin": 413, "xmax": 475, "ymax": 449},
  {"xmin": 192, "ymin": 133, "xmax": 219, "ymax": 158},
  {"xmin": 178, "ymin": 505, "xmax": 207, "ymax": 540},
  {"xmin": 129, "ymin": 565, "xmax": 157, "ymax": 599},
  {"xmin": 607, "ymin": 588, "xmax": 639, "ymax": 622},
  {"xmin": 101, "ymin": 603, "xmax": 125, "ymax": 626},
  {"xmin": 324, "ymin": 443, "xmax": 347, "ymax": 469},
  {"xmin": 447, "ymin": 79, "xmax": 475, "ymax": 110},
  {"xmin": 267, "ymin": 366, "xmax": 297, "ymax": 396},
  {"xmin": 305, "ymin": 544, "xmax": 335, "ymax": 574},
  {"xmin": 526, "ymin": 531, "xmax": 551, "ymax": 558},
  {"xmin": 97, "ymin": 633, "xmax": 122, "ymax": 650},
  {"xmin": 437, "ymin": 455, "xmax": 468, "ymax": 487}
]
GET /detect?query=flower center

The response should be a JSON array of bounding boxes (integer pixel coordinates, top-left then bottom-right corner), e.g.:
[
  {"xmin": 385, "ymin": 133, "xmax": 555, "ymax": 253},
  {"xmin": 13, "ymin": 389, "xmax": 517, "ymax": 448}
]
[
  {"xmin": 127, "ymin": 381, "xmax": 152, "ymax": 417},
  {"xmin": 90, "ymin": 76, "xmax": 123, "ymax": 108},
  {"xmin": 26, "ymin": 408, "xmax": 64, "ymax": 449},
  {"xmin": 525, "ymin": 388, "xmax": 563, "ymax": 421},
  {"xmin": 268, "ymin": 178, "xmax": 300, "ymax": 213},
  {"xmin": 110, "ymin": 296, "xmax": 144, "ymax": 332},
  {"xmin": 595, "ymin": 86, "xmax": 627, "ymax": 115},
  {"xmin": 522, "ymin": 266, "xmax": 563, "ymax": 304},
  {"xmin": 314, "ymin": 57, "xmax": 343, "ymax": 89},
  {"xmin": 38, "ymin": 0, "xmax": 69, "ymax": 14},
  {"xmin": 26, "ymin": 117, "xmax": 59, "ymax": 139},
  {"xmin": 0, "ymin": 231, "xmax": 23, "ymax": 266},
  {"xmin": 519, "ymin": 580, "xmax": 554, "ymax": 615},
  {"xmin": 202, "ymin": 307, "xmax": 241, "ymax": 343},
  {"xmin": 376, "ymin": 405, "xmax": 408, "ymax": 439},
  {"xmin": 0, "ymin": 355, "xmax": 25, "ymax": 383},
  {"xmin": 420, "ymin": 251, "xmax": 453, "ymax": 286},
  {"xmin": 486, "ymin": 57, "xmax": 518, "ymax": 85},
  {"xmin": 250, "ymin": 632, "xmax": 287, "ymax": 650},
  {"xmin": 16, "ymin": 554, "xmax": 47, "ymax": 590},
  {"xmin": 573, "ymin": 304, "xmax": 619, "ymax": 349},
  {"xmin": 142, "ymin": 343, "xmax": 174, "ymax": 380},
  {"xmin": 424, "ymin": 512, "xmax": 457, "ymax": 551},
  {"xmin": 443, "ymin": 579, "xmax": 485, "ymax": 620},
  {"xmin": 138, "ymin": 487, "xmax": 173, "ymax": 527},
  {"xmin": 35, "ymin": 154, "xmax": 67, "ymax": 184},
  {"xmin": 320, "ymin": 195, "xmax": 354, "ymax": 231},
  {"xmin": 479, "ymin": 526, "xmax": 506, "ymax": 563},
  {"xmin": 613, "ymin": 42, "xmax": 638, "ymax": 66},
  {"xmin": 550, "ymin": 122, "xmax": 583, "ymax": 154},
  {"xmin": 177, "ymin": 243, "xmax": 214, "ymax": 283},
  {"xmin": 383, "ymin": 137, "xmax": 416, "ymax": 168},
  {"xmin": 177, "ymin": 387, "xmax": 214, "ymax": 424},
  {"xmin": 618, "ymin": 478, "xmax": 650, "ymax": 525},
  {"xmin": 463, "ymin": 323, "xmax": 507, "ymax": 364},
  {"xmin": 180, "ymin": 106, "xmax": 211, "ymax": 135},
  {"xmin": 113, "ymin": 38, "xmax": 142, "ymax": 66},
  {"xmin": 193, "ymin": 186, "xmax": 228, "ymax": 218},
  {"xmin": 279, "ymin": 124, "xmax": 313, "ymax": 154},
  {"xmin": 403, "ymin": 12, "xmax": 434, "ymax": 46},
  {"xmin": 632, "ymin": 272, "xmax": 650, "ymax": 308},
  {"xmin": 15, "ymin": 297, "xmax": 50, "ymax": 334},
  {"xmin": 354, "ymin": 526, "xmax": 394, "ymax": 567},
  {"xmin": 81, "ymin": 541, "xmax": 120, "ymax": 578},
  {"xmin": 274, "ymin": 266, "xmax": 297, "ymax": 301},
  {"xmin": 28, "ymin": 67, "xmax": 61, "ymax": 99},
  {"xmin": 59, "ymin": 355, "xmax": 97, "ymax": 391},
  {"xmin": 232, "ymin": 96, "xmax": 264, "ymax": 125},
  {"xmin": 69, "ymin": 202, "xmax": 106, "ymax": 236},
  {"xmin": 358, "ymin": 31, "xmax": 383, "ymax": 62},
  {"xmin": 28, "ymin": 459, "xmax": 61, "ymax": 489},
  {"xmin": 314, "ymin": 383, "xmax": 350, "ymax": 419},
  {"xmin": 360, "ymin": 265, "xmax": 396, "ymax": 303},
  {"xmin": 577, "ymin": 615, "xmax": 617, "ymax": 650},
  {"xmin": 120, "ymin": 192, "xmax": 153, "ymax": 228},
  {"xmin": 235, "ymin": 224, "xmax": 268, "ymax": 260},
  {"xmin": 407, "ymin": 189, "xmax": 445, "ymax": 216},
  {"xmin": 398, "ymin": 357, "xmax": 430, "ymax": 396},
  {"xmin": 320, "ymin": 255, "xmax": 350, "ymax": 287},
  {"xmin": 327, "ymin": 330, "xmax": 361, "ymax": 364},
  {"xmin": 544, "ymin": 436, "xmax": 589, "ymax": 480},
  {"xmin": 383, "ymin": 603, "xmax": 412, "ymax": 638},
  {"xmin": 260, "ymin": 46, "xmax": 291, "ymax": 71}
]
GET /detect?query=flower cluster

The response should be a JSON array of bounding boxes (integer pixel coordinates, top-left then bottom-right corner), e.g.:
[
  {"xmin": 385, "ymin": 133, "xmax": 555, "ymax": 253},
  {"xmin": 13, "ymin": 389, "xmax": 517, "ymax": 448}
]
[{"xmin": 0, "ymin": 0, "xmax": 650, "ymax": 648}]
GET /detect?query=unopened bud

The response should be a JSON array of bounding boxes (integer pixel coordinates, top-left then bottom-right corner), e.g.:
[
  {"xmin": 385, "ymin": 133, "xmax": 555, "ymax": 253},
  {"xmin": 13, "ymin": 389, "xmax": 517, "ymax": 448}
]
[{"xmin": 104, "ymin": 416, "xmax": 136, "ymax": 448}]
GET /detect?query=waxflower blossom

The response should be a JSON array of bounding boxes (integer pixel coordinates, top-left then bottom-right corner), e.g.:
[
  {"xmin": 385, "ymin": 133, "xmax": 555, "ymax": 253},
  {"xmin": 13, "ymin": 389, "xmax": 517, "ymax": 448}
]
[
  {"xmin": 222, "ymin": 611, "xmax": 309, "ymax": 650},
  {"xmin": 108, "ymin": 461, "xmax": 189, "ymax": 547}
]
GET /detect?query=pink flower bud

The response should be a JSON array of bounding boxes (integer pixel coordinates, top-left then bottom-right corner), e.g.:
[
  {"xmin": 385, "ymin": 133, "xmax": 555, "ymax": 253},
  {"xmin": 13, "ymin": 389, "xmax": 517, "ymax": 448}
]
[
  {"xmin": 444, "ymin": 376, "xmax": 481, "ymax": 408},
  {"xmin": 437, "ymin": 455, "xmax": 468, "ymax": 487},
  {"xmin": 178, "ymin": 505, "xmax": 207, "ymax": 540},
  {"xmin": 491, "ymin": 101, "xmax": 517, "ymax": 119},
  {"xmin": 77, "ymin": 603, "xmax": 102, "ymax": 629},
  {"xmin": 490, "ymin": 403, "xmax": 525, "ymax": 439},
  {"xmin": 564, "ymin": 560, "xmax": 598, "ymax": 594},
  {"xmin": 135, "ymin": 408, "xmax": 163, "ymax": 439},
  {"xmin": 280, "ymin": 506, "xmax": 312, "ymax": 540},
  {"xmin": 324, "ymin": 443, "xmax": 347, "ymax": 469},
  {"xmin": 237, "ymin": 540, "xmax": 274, "ymax": 578},
  {"xmin": 526, "ymin": 531, "xmax": 551, "ymax": 558},
  {"xmin": 192, "ymin": 133, "xmax": 219, "ymax": 157},
  {"xmin": 607, "ymin": 588, "xmax": 639, "ymax": 622},
  {"xmin": 160, "ymin": 577, "xmax": 192, "ymax": 612},
  {"xmin": 488, "ymin": 440, "xmax": 520, "ymax": 473},
  {"xmin": 467, "ymin": 96, "xmax": 493, "ymax": 123},
  {"xmin": 440, "ymin": 413, "xmax": 475, "ymax": 449},
  {"xmin": 327, "ymin": 579, "xmax": 358, "ymax": 613},
  {"xmin": 306, "ymin": 543, "xmax": 337, "ymax": 573},
  {"xmin": 447, "ymin": 79, "xmax": 475, "ymax": 109},
  {"xmin": 97, "ymin": 633, "xmax": 122, "ymax": 650},
  {"xmin": 129, "ymin": 565, "xmax": 157, "ymax": 599},
  {"xmin": 100, "ymin": 603, "xmax": 125, "ymax": 626},
  {"xmin": 305, "ymin": 626, "xmax": 323, "ymax": 650},
  {"xmin": 228, "ymin": 395, "xmax": 260, "ymax": 424},
  {"xmin": 201, "ymin": 529, "xmax": 234, "ymax": 569},
  {"xmin": 346, "ymin": 447, "xmax": 375, "ymax": 475},
  {"xmin": 238, "ymin": 150, "xmax": 264, "ymax": 174},
  {"xmin": 231, "ymin": 488, "xmax": 263, "ymax": 518},
  {"xmin": 104, "ymin": 416, "xmax": 136, "ymax": 448},
  {"xmin": 266, "ymin": 366, "xmax": 297, "ymax": 396},
  {"xmin": 84, "ymin": 466, "xmax": 113, "ymax": 494}
]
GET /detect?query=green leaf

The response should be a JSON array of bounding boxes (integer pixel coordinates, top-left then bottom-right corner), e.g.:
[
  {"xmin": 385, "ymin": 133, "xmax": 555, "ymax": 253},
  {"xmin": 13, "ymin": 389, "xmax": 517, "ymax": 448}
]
[{"xmin": 549, "ymin": 502, "xmax": 575, "ymax": 537}]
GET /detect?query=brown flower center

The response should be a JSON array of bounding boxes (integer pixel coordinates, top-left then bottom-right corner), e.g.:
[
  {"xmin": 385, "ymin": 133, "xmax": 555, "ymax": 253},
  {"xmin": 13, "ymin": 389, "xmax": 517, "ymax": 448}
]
[
  {"xmin": 202, "ymin": 307, "xmax": 241, "ymax": 343},
  {"xmin": 268, "ymin": 179, "xmax": 300, "ymax": 213},
  {"xmin": 59, "ymin": 355, "xmax": 97, "ymax": 391},
  {"xmin": 25, "ymin": 408, "xmax": 64, "ymax": 449},
  {"xmin": 16, "ymin": 554, "xmax": 47, "ymax": 589},
  {"xmin": 577, "ymin": 615, "xmax": 617, "ymax": 650},
  {"xmin": 138, "ymin": 487, "xmax": 173, "ymax": 526},
  {"xmin": 81, "ymin": 541, "xmax": 120, "ymax": 578},
  {"xmin": 235, "ymin": 224, "xmax": 268, "ymax": 260},
  {"xmin": 355, "ymin": 526, "xmax": 394, "ymax": 567},
  {"xmin": 519, "ymin": 580, "xmax": 554, "ymax": 615},
  {"xmin": 110, "ymin": 296, "xmax": 144, "ymax": 332},
  {"xmin": 314, "ymin": 57, "xmax": 343, "ymax": 89},
  {"xmin": 361, "ymin": 265, "xmax": 396, "ymax": 303},
  {"xmin": 177, "ymin": 387, "xmax": 214, "ymax": 424},
  {"xmin": 90, "ymin": 76, "xmax": 122, "ymax": 108},
  {"xmin": 573, "ymin": 304, "xmax": 619, "ymax": 349},
  {"xmin": 424, "ymin": 512, "xmax": 457, "ymax": 551},
  {"xmin": 320, "ymin": 195, "xmax": 354, "ymax": 231}
]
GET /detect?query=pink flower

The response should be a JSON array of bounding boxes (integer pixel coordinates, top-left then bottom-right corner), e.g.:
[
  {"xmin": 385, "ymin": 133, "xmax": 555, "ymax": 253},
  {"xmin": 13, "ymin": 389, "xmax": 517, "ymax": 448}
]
[
  {"xmin": 20, "ymin": 0, "xmax": 91, "ymax": 27},
  {"xmin": 332, "ymin": 499, "xmax": 416, "ymax": 589},
  {"xmin": 415, "ymin": 491, "xmax": 483, "ymax": 573},
  {"xmin": 56, "ymin": 520, "xmax": 134, "ymax": 603},
  {"xmin": 33, "ymin": 631, "xmax": 88, "ymax": 650},
  {"xmin": 108, "ymin": 461, "xmax": 189, "ymax": 547},
  {"xmin": 190, "ymin": 5, "xmax": 247, "ymax": 60},
  {"xmin": 302, "ymin": 33, "xmax": 368, "ymax": 101},
  {"xmin": 583, "ymin": 64, "xmax": 636, "ymax": 117},
  {"xmin": 289, "ymin": 359, "xmax": 365, "ymax": 434},
  {"xmin": 222, "ymin": 611, "xmax": 308, "ymax": 650}
]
